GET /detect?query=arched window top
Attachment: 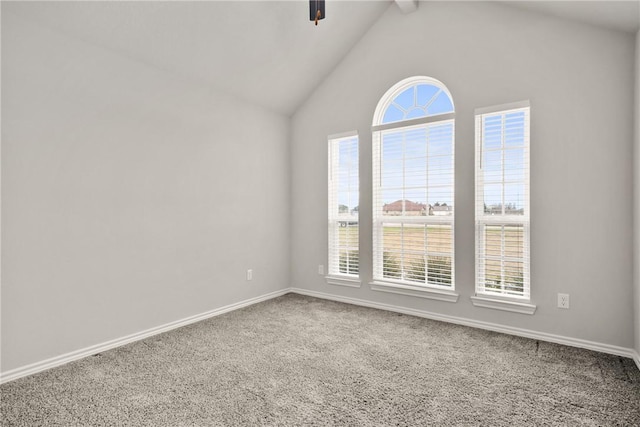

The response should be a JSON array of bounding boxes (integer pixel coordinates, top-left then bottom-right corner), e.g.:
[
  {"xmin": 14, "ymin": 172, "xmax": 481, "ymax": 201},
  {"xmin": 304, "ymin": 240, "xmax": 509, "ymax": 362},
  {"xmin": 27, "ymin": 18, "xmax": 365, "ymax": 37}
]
[{"xmin": 373, "ymin": 76, "xmax": 454, "ymax": 127}]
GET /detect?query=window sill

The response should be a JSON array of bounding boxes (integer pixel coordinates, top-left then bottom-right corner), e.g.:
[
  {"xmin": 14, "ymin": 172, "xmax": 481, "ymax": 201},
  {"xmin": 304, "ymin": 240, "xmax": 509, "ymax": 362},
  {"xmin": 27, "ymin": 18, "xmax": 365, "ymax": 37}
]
[
  {"xmin": 370, "ymin": 281, "xmax": 459, "ymax": 303},
  {"xmin": 470, "ymin": 295, "xmax": 537, "ymax": 315},
  {"xmin": 325, "ymin": 275, "xmax": 362, "ymax": 288}
]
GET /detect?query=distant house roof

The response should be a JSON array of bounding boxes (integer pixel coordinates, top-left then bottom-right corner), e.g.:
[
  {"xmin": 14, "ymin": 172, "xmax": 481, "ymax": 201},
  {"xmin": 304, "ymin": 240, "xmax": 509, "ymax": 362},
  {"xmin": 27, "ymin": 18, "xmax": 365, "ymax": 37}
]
[
  {"xmin": 432, "ymin": 204, "xmax": 452, "ymax": 212},
  {"xmin": 383, "ymin": 200, "xmax": 426, "ymax": 212}
]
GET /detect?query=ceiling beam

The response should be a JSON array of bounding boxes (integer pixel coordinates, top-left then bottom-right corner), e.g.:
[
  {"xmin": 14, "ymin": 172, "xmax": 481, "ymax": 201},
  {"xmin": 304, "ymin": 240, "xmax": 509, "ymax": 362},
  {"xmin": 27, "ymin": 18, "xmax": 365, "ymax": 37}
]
[{"xmin": 395, "ymin": 0, "xmax": 418, "ymax": 14}]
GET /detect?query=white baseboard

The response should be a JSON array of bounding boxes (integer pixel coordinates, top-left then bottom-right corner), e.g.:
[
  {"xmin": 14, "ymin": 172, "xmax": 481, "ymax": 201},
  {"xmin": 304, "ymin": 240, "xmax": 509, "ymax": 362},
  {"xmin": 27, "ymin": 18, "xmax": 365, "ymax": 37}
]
[
  {"xmin": 289, "ymin": 287, "xmax": 639, "ymax": 363},
  {"xmin": 3, "ymin": 286, "xmax": 638, "ymax": 385},
  {"xmin": 0, "ymin": 288, "xmax": 289, "ymax": 385}
]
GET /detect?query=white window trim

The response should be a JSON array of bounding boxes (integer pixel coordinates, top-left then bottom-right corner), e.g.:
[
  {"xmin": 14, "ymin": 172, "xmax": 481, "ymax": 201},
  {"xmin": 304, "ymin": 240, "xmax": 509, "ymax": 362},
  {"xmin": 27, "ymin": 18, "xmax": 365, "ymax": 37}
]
[
  {"xmin": 474, "ymin": 101, "xmax": 534, "ymax": 312},
  {"xmin": 372, "ymin": 112, "xmax": 455, "ymax": 133},
  {"xmin": 326, "ymin": 275, "xmax": 362, "ymax": 288},
  {"xmin": 370, "ymin": 281, "xmax": 459, "ymax": 303},
  {"xmin": 475, "ymin": 100, "xmax": 530, "ymax": 116},
  {"xmin": 328, "ymin": 130, "xmax": 359, "ymax": 140},
  {"xmin": 470, "ymin": 295, "xmax": 536, "ymax": 315}
]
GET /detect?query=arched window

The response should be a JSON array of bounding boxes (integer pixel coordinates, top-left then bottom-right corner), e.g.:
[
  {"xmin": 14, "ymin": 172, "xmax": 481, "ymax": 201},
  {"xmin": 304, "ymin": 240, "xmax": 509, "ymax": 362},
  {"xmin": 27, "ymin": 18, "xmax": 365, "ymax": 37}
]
[
  {"xmin": 371, "ymin": 77, "xmax": 456, "ymax": 295},
  {"xmin": 374, "ymin": 78, "xmax": 454, "ymax": 125}
]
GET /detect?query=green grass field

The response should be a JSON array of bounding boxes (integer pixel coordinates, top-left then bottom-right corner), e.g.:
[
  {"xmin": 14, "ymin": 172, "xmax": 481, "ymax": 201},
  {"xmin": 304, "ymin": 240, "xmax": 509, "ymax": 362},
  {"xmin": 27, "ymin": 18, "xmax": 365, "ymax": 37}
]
[{"xmin": 338, "ymin": 224, "xmax": 523, "ymax": 257}]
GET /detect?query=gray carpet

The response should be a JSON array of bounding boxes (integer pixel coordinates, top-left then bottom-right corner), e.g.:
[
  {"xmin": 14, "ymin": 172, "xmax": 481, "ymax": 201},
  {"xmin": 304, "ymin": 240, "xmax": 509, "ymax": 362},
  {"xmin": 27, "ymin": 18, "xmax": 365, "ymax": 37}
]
[{"xmin": 1, "ymin": 293, "xmax": 639, "ymax": 426}]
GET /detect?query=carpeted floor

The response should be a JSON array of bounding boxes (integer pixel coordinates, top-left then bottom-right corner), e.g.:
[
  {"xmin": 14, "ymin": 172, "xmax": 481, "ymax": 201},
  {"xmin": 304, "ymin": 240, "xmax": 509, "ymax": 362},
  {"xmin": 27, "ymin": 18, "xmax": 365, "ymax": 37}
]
[{"xmin": 1, "ymin": 293, "xmax": 639, "ymax": 426}]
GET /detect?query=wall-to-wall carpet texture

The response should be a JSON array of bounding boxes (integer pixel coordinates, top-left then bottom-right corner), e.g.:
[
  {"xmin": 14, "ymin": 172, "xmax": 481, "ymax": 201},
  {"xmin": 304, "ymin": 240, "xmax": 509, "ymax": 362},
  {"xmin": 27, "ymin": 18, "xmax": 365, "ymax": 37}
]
[{"xmin": 2, "ymin": 294, "xmax": 638, "ymax": 426}]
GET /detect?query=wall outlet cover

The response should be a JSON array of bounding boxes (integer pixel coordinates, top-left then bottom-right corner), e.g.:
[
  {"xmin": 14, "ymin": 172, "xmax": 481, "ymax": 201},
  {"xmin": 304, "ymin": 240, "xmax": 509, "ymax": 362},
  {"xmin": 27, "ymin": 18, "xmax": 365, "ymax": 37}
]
[{"xmin": 557, "ymin": 293, "xmax": 569, "ymax": 309}]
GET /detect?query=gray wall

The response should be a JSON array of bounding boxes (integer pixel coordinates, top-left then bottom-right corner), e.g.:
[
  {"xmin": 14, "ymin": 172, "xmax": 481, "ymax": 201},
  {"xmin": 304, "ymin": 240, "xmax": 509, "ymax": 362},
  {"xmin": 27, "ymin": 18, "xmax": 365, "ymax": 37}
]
[
  {"xmin": 291, "ymin": 2, "xmax": 636, "ymax": 348},
  {"xmin": 1, "ymin": 11, "xmax": 290, "ymax": 372},
  {"xmin": 635, "ymin": 29, "xmax": 640, "ymax": 358}
]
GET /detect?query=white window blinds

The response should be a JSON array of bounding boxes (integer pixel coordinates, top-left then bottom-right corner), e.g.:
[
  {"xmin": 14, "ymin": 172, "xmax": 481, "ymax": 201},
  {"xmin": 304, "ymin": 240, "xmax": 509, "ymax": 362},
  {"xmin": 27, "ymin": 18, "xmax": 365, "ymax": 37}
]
[
  {"xmin": 373, "ymin": 116, "xmax": 455, "ymax": 289},
  {"xmin": 328, "ymin": 133, "xmax": 359, "ymax": 277},
  {"xmin": 475, "ymin": 102, "xmax": 530, "ymax": 299}
]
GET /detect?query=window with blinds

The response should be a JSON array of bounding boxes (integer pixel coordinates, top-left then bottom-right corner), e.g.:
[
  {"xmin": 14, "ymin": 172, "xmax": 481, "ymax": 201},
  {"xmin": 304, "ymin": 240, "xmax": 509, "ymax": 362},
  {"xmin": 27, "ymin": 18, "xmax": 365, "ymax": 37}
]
[
  {"xmin": 372, "ymin": 77, "xmax": 455, "ymax": 289},
  {"xmin": 475, "ymin": 102, "xmax": 530, "ymax": 299},
  {"xmin": 328, "ymin": 133, "xmax": 359, "ymax": 277}
]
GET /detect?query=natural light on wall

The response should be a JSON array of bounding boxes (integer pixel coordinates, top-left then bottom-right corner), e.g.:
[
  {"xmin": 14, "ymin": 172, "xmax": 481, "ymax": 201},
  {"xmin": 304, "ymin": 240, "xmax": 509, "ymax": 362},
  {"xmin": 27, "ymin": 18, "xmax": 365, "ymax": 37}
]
[
  {"xmin": 475, "ymin": 102, "xmax": 530, "ymax": 300},
  {"xmin": 372, "ymin": 77, "xmax": 455, "ymax": 293},
  {"xmin": 328, "ymin": 132, "xmax": 359, "ymax": 281}
]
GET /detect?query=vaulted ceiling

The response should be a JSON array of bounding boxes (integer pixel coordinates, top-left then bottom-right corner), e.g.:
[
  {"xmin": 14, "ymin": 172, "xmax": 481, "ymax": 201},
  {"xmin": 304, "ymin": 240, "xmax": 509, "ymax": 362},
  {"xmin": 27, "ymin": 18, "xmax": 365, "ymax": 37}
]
[
  {"xmin": 508, "ymin": 1, "xmax": 639, "ymax": 34},
  {"xmin": 3, "ymin": 1, "xmax": 638, "ymax": 116},
  {"xmin": 3, "ymin": 1, "xmax": 392, "ymax": 116}
]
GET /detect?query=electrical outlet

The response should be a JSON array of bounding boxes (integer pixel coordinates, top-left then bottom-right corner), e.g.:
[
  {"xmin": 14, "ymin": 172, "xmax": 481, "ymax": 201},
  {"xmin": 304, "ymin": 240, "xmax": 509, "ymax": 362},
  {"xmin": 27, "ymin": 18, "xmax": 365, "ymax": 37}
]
[
  {"xmin": 557, "ymin": 293, "xmax": 569, "ymax": 309},
  {"xmin": 318, "ymin": 265, "xmax": 324, "ymax": 275},
  {"xmin": 246, "ymin": 269, "xmax": 253, "ymax": 281}
]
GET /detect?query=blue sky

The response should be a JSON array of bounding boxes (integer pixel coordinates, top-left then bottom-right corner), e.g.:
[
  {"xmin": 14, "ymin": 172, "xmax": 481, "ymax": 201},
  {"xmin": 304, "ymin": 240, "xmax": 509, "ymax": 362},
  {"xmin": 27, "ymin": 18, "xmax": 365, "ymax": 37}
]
[{"xmin": 382, "ymin": 84, "xmax": 454, "ymax": 124}]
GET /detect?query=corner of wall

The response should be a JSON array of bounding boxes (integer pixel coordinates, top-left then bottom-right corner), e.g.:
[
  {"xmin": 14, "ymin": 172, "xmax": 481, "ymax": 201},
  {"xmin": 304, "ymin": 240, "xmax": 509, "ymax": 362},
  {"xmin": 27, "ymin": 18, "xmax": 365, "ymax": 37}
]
[{"xmin": 634, "ymin": 28, "xmax": 640, "ymax": 358}]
